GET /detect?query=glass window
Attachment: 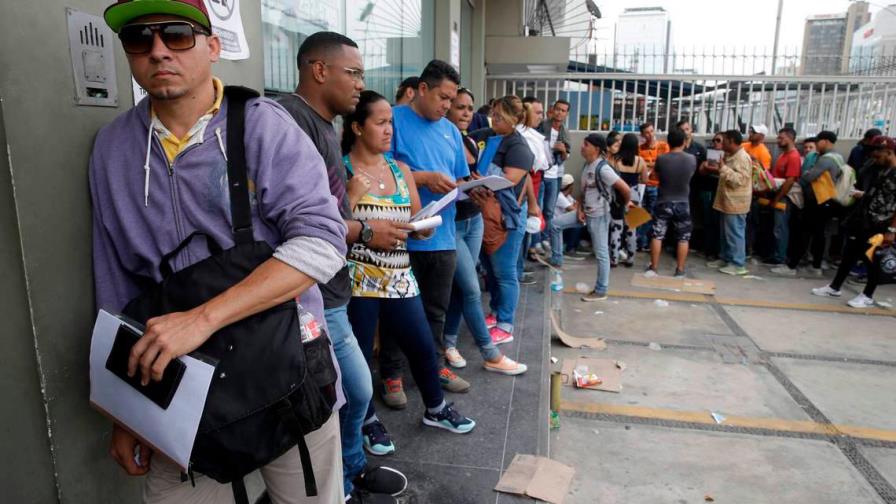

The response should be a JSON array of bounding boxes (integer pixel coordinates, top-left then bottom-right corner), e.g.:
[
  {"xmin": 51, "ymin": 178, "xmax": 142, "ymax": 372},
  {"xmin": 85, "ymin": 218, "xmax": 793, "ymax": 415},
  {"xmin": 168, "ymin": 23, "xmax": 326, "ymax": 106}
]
[{"xmin": 262, "ymin": 0, "xmax": 434, "ymax": 100}]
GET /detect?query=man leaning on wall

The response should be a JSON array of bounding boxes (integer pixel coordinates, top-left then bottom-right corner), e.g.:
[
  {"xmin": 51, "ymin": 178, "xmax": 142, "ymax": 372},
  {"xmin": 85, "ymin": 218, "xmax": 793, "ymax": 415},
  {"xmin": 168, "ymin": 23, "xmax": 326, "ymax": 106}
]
[{"xmin": 90, "ymin": 0, "xmax": 348, "ymax": 501}]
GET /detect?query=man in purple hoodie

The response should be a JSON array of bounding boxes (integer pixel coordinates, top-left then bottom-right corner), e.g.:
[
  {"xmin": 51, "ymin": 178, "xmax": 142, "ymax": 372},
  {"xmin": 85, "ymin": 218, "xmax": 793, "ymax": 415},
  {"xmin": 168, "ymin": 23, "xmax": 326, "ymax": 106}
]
[{"xmin": 92, "ymin": 1, "xmax": 348, "ymax": 502}]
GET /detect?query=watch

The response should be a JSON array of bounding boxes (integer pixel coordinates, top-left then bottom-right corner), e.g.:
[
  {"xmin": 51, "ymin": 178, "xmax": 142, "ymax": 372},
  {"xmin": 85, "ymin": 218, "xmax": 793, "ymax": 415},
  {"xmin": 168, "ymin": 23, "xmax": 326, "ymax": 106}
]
[{"xmin": 359, "ymin": 221, "xmax": 374, "ymax": 244}]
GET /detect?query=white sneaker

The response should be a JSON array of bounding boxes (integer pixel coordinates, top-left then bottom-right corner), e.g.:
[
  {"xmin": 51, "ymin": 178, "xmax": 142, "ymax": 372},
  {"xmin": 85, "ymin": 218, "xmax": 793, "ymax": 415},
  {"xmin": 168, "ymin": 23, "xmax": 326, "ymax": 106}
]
[
  {"xmin": 809, "ymin": 267, "xmax": 824, "ymax": 277},
  {"xmin": 811, "ymin": 285, "xmax": 841, "ymax": 298},
  {"xmin": 847, "ymin": 293, "xmax": 875, "ymax": 309},
  {"xmin": 643, "ymin": 268, "xmax": 658, "ymax": 278},
  {"xmin": 770, "ymin": 265, "xmax": 797, "ymax": 276},
  {"xmin": 444, "ymin": 347, "xmax": 467, "ymax": 368}
]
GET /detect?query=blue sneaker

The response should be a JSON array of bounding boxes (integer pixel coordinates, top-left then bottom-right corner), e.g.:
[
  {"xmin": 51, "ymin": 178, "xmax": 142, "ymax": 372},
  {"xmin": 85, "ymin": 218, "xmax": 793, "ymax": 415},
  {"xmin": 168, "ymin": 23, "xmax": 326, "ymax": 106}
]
[
  {"xmin": 362, "ymin": 420, "xmax": 396, "ymax": 456},
  {"xmin": 422, "ymin": 403, "xmax": 476, "ymax": 434}
]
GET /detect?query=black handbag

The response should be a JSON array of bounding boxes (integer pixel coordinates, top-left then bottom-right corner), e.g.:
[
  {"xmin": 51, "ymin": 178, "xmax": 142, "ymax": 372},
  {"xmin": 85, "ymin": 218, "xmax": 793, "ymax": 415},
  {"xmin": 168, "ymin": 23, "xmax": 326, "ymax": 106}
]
[{"xmin": 122, "ymin": 86, "xmax": 338, "ymax": 503}]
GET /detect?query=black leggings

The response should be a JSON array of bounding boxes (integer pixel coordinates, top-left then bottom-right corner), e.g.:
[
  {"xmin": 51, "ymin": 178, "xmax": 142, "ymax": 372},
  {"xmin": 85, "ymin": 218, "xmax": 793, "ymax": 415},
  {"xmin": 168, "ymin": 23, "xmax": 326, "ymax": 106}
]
[
  {"xmin": 788, "ymin": 202, "xmax": 834, "ymax": 269},
  {"xmin": 829, "ymin": 232, "xmax": 882, "ymax": 297}
]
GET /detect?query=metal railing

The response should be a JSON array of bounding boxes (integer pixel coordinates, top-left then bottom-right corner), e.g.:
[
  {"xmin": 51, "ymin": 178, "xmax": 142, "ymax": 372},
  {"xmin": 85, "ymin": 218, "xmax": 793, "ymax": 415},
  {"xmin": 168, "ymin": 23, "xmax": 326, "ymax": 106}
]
[
  {"xmin": 567, "ymin": 45, "xmax": 896, "ymax": 77},
  {"xmin": 486, "ymin": 73, "xmax": 896, "ymax": 139}
]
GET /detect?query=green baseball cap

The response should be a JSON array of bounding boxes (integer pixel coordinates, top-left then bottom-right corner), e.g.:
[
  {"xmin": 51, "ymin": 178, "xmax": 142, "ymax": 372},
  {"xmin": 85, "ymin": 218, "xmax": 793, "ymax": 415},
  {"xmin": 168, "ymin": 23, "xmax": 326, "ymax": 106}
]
[{"xmin": 104, "ymin": 0, "xmax": 212, "ymax": 33}]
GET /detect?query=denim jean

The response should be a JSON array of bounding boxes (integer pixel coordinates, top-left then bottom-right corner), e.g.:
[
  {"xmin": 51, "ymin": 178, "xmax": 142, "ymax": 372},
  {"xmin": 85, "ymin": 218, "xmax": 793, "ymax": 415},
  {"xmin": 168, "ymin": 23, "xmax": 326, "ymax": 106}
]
[
  {"xmin": 549, "ymin": 210, "xmax": 584, "ymax": 263},
  {"xmin": 348, "ymin": 296, "xmax": 445, "ymax": 420},
  {"xmin": 324, "ymin": 305, "xmax": 373, "ymax": 495},
  {"xmin": 484, "ymin": 207, "xmax": 527, "ymax": 333},
  {"xmin": 637, "ymin": 186, "xmax": 658, "ymax": 249},
  {"xmin": 538, "ymin": 177, "xmax": 560, "ymax": 245},
  {"xmin": 586, "ymin": 213, "xmax": 611, "ymax": 294},
  {"xmin": 379, "ymin": 250, "xmax": 457, "ymax": 379},
  {"xmin": 517, "ymin": 202, "xmax": 530, "ymax": 280},
  {"xmin": 445, "ymin": 215, "xmax": 502, "ymax": 361},
  {"xmin": 772, "ymin": 201, "xmax": 791, "ymax": 263},
  {"xmin": 719, "ymin": 213, "xmax": 747, "ymax": 267}
]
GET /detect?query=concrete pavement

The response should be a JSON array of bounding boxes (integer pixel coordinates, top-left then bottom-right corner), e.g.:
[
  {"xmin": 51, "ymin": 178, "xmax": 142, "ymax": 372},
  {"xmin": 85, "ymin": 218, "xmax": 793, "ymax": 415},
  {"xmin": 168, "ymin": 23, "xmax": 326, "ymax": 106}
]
[{"xmin": 548, "ymin": 249, "xmax": 896, "ymax": 503}]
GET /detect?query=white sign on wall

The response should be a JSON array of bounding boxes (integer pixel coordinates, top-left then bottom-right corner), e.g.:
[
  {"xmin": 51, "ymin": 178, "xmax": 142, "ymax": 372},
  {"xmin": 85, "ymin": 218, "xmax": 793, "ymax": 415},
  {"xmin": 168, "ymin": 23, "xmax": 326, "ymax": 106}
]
[
  {"xmin": 204, "ymin": 0, "xmax": 250, "ymax": 60},
  {"xmin": 450, "ymin": 30, "xmax": 460, "ymax": 70}
]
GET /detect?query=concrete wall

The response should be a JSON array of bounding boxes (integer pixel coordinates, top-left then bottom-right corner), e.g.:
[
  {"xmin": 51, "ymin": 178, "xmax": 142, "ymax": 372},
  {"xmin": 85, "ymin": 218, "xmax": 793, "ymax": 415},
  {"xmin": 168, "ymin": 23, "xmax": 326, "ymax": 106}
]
[{"xmin": 0, "ymin": 1, "xmax": 263, "ymax": 501}]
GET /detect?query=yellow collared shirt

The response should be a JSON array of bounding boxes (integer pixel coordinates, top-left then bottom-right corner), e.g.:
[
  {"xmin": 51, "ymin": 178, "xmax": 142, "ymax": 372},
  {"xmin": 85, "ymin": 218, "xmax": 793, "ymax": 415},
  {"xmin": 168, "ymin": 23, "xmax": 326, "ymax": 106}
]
[{"xmin": 151, "ymin": 77, "xmax": 225, "ymax": 164}]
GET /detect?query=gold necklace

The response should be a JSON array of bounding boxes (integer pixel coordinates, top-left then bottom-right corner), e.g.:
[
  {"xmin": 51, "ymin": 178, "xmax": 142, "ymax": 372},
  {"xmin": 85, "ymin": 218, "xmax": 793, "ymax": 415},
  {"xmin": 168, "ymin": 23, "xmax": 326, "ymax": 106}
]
[{"xmin": 354, "ymin": 158, "xmax": 389, "ymax": 190}]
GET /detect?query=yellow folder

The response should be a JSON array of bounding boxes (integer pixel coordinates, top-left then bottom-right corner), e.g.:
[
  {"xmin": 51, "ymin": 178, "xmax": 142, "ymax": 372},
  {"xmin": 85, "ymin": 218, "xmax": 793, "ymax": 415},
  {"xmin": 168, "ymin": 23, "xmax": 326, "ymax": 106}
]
[
  {"xmin": 625, "ymin": 206, "xmax": 652, "ymax": 229},
  {"xmin": 811, "ymin": 171, "xmax": 837, "ymax": 205}
]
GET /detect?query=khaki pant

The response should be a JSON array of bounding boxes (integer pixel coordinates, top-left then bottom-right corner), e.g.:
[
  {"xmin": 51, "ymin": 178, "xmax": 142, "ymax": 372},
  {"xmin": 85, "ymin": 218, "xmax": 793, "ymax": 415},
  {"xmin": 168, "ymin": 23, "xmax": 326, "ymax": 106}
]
[{"xmin": 143, "ymin": 413, "xmax": 344, "ymax": 504}]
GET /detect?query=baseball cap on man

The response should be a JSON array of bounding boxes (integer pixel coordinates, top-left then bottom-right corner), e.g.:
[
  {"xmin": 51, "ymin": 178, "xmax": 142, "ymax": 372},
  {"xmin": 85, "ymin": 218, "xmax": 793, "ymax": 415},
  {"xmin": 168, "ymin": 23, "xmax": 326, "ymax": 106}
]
[
  {"xmin": 561, "ymin": 173, "xmax": 575, "ymax": 189},
  {"xmin": 584, "ymin": 133, "xmax": 607, "ymax": 151},
  {"xmin": 749, "ymin": 124, "xmax": 769, "ymax": 137},
  {"xmin": 104, "ymin": 0, "xmax": 211, "ymax": 33},
  {"xmin": 870, "ymin": 136, "xmax": 896, "ymax": 151}
]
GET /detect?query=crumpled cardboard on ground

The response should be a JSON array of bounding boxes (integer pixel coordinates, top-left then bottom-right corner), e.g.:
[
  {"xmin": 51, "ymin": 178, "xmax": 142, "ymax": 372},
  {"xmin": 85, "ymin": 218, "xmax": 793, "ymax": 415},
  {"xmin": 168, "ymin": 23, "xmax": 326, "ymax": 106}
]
[
  {"xmin": 631, "ymin": 273, "xmax": 716, "ymax": 295},
  {"xmin": 559, "ymin": 357, "xmax": 623, "ymax": 393},
  {"xmin": 495, "ymin": 454, "xmax": 575, "ymax": 504},
  {"xmin": 551, "ymin": 311, "xmax": 607, "ymax": 350}
]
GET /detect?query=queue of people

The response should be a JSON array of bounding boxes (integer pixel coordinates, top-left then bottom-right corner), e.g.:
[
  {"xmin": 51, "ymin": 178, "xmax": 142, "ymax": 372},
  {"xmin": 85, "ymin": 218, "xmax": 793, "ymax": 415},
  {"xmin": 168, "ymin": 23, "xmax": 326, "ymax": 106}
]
[{"xmin": 87, "ymin": 2, "xmax": 893, "ymax": 502}]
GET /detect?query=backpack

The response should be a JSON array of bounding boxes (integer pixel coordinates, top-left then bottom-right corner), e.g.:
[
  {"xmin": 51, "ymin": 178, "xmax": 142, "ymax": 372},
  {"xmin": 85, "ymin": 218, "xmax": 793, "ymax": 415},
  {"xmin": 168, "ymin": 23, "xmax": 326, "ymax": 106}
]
[
  {"xmin": 594, "ymin": 160, "xmax": 626, "ymax": 220},
  {"xmin": 825, "ymin": 152, "xmax": 857, "ymax": 207},
  {"xmin": 122, "ymin": 87, "xmax": 338, "ymax": 504}
]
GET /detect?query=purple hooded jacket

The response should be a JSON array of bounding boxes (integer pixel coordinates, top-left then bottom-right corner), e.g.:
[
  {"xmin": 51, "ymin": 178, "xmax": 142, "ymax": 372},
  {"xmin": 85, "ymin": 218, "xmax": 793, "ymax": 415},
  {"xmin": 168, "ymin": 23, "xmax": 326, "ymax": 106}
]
[{"xmin": 89, "ymin": 95, "xmax": 348, "ymax": 325}]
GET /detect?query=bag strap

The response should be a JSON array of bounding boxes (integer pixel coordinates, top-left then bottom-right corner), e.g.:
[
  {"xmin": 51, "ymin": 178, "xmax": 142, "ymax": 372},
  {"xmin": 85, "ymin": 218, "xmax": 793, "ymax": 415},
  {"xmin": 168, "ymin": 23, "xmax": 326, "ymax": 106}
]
[
  {"xmin": 594, "ymin": 160, "xmax": 615, "ymax": 203},
  {"xmin": 276, "ymin": 398, "xmax": 318, "ymax": 497},
  {"xmin": 159, "ymin": 231, "xmax": 223, "ymax": 278},
  {"xmin": 224, "ymin": 85, "xmax": 261, "ymax": 245},
  {"xmin": 231, "ymin": 478, "xmax": 249, "ymax": 504}
]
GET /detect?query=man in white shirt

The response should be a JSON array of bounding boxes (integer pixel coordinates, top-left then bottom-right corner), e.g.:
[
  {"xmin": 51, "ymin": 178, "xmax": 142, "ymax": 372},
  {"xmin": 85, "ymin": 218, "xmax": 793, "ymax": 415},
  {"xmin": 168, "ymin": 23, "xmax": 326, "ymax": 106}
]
[{"xmin": 537, "ymin": 100, "xmax": 571, "ymax": 256}]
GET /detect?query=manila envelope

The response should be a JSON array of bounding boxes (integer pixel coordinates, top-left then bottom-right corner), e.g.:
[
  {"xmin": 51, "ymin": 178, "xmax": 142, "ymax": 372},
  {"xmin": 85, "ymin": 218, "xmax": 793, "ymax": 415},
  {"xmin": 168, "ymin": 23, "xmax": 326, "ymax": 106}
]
[
  {"xmin": 625, "ymin": 205, "xmax": 652, "ymax": 229},
  {"xmin": 811, "ymin": 171, "xmax": 837, "ymax": 205}
]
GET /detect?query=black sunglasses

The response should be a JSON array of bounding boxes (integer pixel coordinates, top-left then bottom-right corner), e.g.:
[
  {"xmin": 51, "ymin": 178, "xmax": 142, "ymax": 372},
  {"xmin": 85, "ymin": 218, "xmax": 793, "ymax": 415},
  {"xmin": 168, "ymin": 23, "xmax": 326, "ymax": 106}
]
[{"xmin": 119, "ymin": 21, "xmax": 210, "ymax": 55}]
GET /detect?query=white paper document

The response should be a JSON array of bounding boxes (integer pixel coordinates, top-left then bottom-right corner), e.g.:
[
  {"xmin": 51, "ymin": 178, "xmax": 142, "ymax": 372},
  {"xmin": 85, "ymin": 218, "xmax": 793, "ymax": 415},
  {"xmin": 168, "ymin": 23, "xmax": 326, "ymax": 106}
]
[
  {"xmin": 89, "ymin": 309, "xmax": 216, "ymax": 471},
  {"xmin": 456, "ymin": 176, "xmax": 514, "ymax": 200},
  {"xmin": 409, "ymin": 215, "xmax": 442, "ymax": 232},
  {"xmin": 411, "ymin": 188, "xmax": 459, "ymax": 221},
  {"xmin": 707, "ymin": 149, "xmax": 724, "ymax": 163}
]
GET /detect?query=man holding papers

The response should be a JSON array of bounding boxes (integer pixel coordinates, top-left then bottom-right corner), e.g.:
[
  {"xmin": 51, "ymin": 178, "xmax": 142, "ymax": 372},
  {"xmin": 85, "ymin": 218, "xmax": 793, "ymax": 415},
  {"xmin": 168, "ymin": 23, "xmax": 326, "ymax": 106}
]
[
  {"xmin": 380, "ymin": 60, "xmax": 473, "ymax": 396},
  {"xmin": 91, "ymin": 0, "xmax": 346, "ymax": 501}
]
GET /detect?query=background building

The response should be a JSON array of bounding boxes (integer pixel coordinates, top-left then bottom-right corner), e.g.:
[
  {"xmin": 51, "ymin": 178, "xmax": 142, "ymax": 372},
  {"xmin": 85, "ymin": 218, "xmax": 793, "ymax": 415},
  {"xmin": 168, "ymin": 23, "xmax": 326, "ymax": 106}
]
[
  {"xmin": 800, "ymin": 1, "xmax": 870, "ymax": 75},
  {"xmin": 613, "ymin": 6, "xmax": 671, "ymax": 74},
  {"xmin": 850, "ymin": 4, "xmax": 896, "ymax": 75}
]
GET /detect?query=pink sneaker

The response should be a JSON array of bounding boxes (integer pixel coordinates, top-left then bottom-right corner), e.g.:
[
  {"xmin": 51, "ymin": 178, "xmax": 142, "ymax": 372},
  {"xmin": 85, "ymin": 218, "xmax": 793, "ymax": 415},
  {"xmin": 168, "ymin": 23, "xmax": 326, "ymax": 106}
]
[
  {"xmin": 485, "ymin": 314, "xmax": 497, "ymax": 328},
  {"xmin": 489, "ymin": 326, "xmax": 514, "ymax": 345}
]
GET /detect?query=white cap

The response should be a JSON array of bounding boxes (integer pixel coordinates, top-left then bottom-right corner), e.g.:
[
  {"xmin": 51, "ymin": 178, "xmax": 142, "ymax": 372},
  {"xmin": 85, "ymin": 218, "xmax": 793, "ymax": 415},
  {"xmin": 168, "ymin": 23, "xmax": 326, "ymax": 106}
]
[
  {"xmin": 750, "ymin": 124, "xmax": 769, "ymax": 137},
  {"xmin": 561, "ymin": 173, "xmax": 575, "ymax": 188}
]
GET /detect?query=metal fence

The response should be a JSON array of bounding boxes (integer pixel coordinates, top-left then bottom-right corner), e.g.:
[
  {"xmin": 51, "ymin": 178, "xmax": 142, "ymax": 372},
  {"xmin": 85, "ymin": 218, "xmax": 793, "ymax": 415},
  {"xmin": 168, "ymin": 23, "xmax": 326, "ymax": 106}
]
[
  {"xmin": 485, "ymin": 73, "xmax": 896, "ymax": 139},
  {"xmin": 567, "ymin": 45, "xmax": 896, "ymax": 77}
]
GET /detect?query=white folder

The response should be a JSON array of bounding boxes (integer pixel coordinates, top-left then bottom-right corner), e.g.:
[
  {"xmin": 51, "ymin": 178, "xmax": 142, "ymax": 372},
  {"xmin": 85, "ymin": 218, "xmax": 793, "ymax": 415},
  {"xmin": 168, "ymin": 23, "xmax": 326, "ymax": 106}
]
[{"xmin": 89, "ymin": 309, "xmax": 216, "ymax": 471}]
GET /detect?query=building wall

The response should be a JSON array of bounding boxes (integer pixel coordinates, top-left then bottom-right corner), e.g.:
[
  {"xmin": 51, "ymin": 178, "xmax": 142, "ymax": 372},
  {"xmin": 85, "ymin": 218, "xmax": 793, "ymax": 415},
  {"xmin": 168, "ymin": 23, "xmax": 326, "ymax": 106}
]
[
  {"xmin": 0, "ymin": 1, "xmax": 263, "ymax": 501},
  {"xmin": 614, "ymin": 8, "xmax": 669, "ymax": 74}
]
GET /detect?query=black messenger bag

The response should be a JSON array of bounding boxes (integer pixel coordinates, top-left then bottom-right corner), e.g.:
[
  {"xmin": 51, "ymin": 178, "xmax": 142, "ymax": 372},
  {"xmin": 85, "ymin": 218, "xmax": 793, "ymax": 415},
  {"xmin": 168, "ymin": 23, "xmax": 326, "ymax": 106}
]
[{"xmin": 122, "ymin": 86, "xmax": 338, "ymax": 503}]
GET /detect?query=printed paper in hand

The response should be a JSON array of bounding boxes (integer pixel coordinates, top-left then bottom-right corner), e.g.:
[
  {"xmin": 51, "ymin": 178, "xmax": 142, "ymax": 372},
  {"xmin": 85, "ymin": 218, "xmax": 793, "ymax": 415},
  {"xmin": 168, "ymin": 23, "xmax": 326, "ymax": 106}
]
[
  {"xmin": 409, "ymin": 215, "xmax": 442, "ymax": 232},
  {"xmin": 411, "ymin": 188, "xmax": 459, "ymax": 221},
  {"xmin": 456, "ymin": 176, "xmax": 514, "ymax": 200},
  {"xmin": 89, "ymin": 310, "xmax": 215, "ymax": 471},
  {"xmin": 707, "ymin": 149, "xmax": 723, "ymax": 163}
]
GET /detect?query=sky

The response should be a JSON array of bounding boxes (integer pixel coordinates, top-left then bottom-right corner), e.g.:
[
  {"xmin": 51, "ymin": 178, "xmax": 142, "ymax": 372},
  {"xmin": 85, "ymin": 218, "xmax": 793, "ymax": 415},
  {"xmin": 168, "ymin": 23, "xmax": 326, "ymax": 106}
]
[{"xmin": 587, "ymin": 0, "xmax": 884, "ymax": 54}]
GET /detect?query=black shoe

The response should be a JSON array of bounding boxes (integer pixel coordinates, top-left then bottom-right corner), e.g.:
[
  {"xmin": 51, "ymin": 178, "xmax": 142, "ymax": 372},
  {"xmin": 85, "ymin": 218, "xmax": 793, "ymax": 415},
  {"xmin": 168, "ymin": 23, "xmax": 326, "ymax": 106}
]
[
  {"xmin": 353, "ymin": 465, "xmax": 408, "ymax": 496},
  {"xmin": 346, "ymin": 489, "xmax": 398, "ymax": 504}
]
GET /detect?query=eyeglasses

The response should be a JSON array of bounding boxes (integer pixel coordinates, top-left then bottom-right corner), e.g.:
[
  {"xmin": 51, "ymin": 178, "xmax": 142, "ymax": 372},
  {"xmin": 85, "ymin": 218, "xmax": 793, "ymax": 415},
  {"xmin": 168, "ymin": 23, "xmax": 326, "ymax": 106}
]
[
  {"xmin": 306, "ymin": 60, "xmax": 365, "ymax": 83},
  {"xmin": 712, "ymin": 138, "xmax": 723, "ymax": 143},
  {"xmin": 119, "ymin": 21, "xmax": 210, "ymax": 55}
]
